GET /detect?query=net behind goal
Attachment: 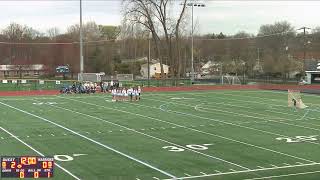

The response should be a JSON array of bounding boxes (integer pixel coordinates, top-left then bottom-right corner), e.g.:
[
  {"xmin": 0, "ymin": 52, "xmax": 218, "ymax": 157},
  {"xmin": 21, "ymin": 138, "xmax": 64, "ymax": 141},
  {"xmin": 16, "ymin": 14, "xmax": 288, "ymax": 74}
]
[
  {"xmin": 221, "ymin": 75, "xmax": 241, "ymax": 85},
  {"xmin": 116, "ymin": 74, "xmax": 133, "ymax": 81},
  {"xmin": 78, "ymin": 73, "xmax": 102, "ymax": 82},
  {"xmin": 288, "ymin": 89, "xmax": 308, "ymax": 109}
]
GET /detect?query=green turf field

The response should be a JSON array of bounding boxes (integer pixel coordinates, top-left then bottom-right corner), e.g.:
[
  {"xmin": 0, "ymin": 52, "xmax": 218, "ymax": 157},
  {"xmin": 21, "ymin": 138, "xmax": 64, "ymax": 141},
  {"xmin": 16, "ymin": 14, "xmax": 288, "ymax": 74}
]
[{"xmin": 0, "ymin": 90, "xmax": 319, "ymax": 180}]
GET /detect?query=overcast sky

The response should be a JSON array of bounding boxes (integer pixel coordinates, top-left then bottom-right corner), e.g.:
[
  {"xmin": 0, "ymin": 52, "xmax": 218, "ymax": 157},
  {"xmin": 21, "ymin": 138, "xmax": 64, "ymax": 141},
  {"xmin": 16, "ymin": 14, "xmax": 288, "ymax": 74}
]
[{"xmin": 0, "ymin": 1, "xmax": 319, "ymax": 36}]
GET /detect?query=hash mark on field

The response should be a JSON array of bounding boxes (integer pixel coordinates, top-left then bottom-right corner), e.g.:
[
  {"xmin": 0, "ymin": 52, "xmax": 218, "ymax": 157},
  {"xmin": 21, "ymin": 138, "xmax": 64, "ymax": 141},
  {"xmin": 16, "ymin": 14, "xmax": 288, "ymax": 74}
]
[
  {"xmin": 0, "ymin": 137, "xmax": 4, "ymax": 140},
  {"xmin": 214, "ymin": 170, "xmax": 221, "ymax": 173},
  {"xmin": 63, "ymin": 133, "xmax": 67, "ymax": 136},
  {"xmin": 141, "ymin": 129, "xmax": 145, "ymax": 131},
  {"xmin": 172, "ymin": 127, "xmax": 176, "ymax": 128},
  {"xmin": 26, "ymin": 136, "xmax": 29, "ymax": 138},
  {"xmin": 184, "ymin": 173, "xmax": 191, "ymax": 177},
  {"xmin": 153, "ymin": 177, "xmax": 160, "ymax": 180},
  {"xmin": 38, "ymin": 135, "xmax": 42, "ymax": 137},
  {"xmin": 230, "ymin": 169, "xmax": 236, "ymax": 172},
  {"xmin": 270, "ymin": 164, "xmax": 277, "ymax": 167},
  {"xmin": 136, "ymin": 178, "xmax": 141, "ymax": 180},
  {"xmin": 97, "ymin": 131, "xmax": 102, "ymax": 134},
  {"xmin": 203, "ymin": 144, "xmax": 213, "ymax": 146},
  {"xmin": 119, "ymin": 130, "xmax": 123, "ymax": 132},
  {"xmin": 296, "ymin": 162, "xmax": 304, "ymax": 165},
  {"xmin": 283, "ymin": 163, "xmax": 291, "ymax": 166},
  {"xmin": 108, "ymin": 131, "xmax": 113, "ymax": 133},
  {"xmin": 200, "ymin": 172, "xmax": 206, "ymax": 175},
  {"xmin": 50, "ymin": 134, "xmax": 55, "ymax": 137},
  {"xmin": 257, "ymin": 166, "xmax": 264, "ymax": 169}
]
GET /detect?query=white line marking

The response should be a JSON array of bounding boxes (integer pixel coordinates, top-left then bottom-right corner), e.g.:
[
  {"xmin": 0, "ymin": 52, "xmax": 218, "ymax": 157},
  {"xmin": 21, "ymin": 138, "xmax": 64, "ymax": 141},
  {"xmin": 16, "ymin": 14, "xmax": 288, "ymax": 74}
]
[
  {"xmin": 0, "ymin": 101, "xmax": 176, "ymax": 179},
  {"xmin": 270, "ymin": 164, "xmax": 277, "ymax": 167},
  {"xmin": 296, "ymin": 162, "xmax": 303, "ymax": 165},
  {"xmin": 184, "ymin": 173, "xmax": 191, "ymax": 177},
  {"xmin": 257, "ymin": 166, "xmax": 264, "ymax": 169},
  {"xmin": 214, "ymin": 170, "xmax": 221, "ymax": 173},
  {"xmin": 203, "ymin": 144, "xmax": 213, "ymax": 146},
  {"xmin": 136, "ymin": 178, "xmax": 141, "ymax": 180},
  {"xmin": 66, "ymin": 97, "xmax": 317, "ymax": 164},
  {"xmin": 26, "ymin": 136, "xmax": 30, "ymax": 138},
  {"xmin": 0, "ymin": 126, "xmax": 81, "ymax": 180},
  {"xmin": 0, "ymin": 137, "xmax": 4, "ymax": 139},
  {"xmin": 63, "ymin": 133, "xmax": 67, "ymax": 136},
  {"xmin": 73, "ymin": 154, "xmax": 87, "ymax": 157},
  {"xmin": 200, "ymin": 172, "xmax": 206, "ymax": 175},
  {"xmin": 49, "ymin": 102, "xmax": 250, "ymax": 170},
  {"xmin": 283, "ymin": 163, "xmax": 291, "ymax": 166},
  {"xmin": 230, "ymin": 169, "xmax": 236, "ymax": 172},
  {"xmin": 109, "ymin": 131, "xmax": 113, "ymax": 133},
  {"xmin": 97, "ymin": 131, "xmax": 102, "ymax": 134},
  {"xmin": 38, "ymin": 134, "xmax": 42, "ymax": 137},
  {"xmin": 163, "ymin": 162, "xmax": 320, "ymax": 180},
  {"xmin": 50, "ymin": 134, "xmax": 55, "ymax": 137},
  {"xmin": 152, "ymin": 177, "xmax": 160, "ymax": 180},
  {"xmin": 244, "ymin": 170, "xmax": 320, "ymax": 180}
]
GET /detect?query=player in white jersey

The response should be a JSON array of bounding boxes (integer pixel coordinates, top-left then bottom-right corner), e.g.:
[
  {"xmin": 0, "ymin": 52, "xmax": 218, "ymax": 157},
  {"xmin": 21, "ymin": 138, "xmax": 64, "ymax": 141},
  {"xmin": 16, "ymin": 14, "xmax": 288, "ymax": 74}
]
[
  {"xmin": 127, "ymin": 87, "xmax": 133, "ymax": 101},
  {"xmin": 122, "ymin": 88, "xmax": 127, "ymax": 101},
  {"xmin": 132, "ymin": 88, "xmax": 138, "ymax": 101},
  {"xmin": 111, "ymin": 88, "xmax": 116, "ymax": 102}
]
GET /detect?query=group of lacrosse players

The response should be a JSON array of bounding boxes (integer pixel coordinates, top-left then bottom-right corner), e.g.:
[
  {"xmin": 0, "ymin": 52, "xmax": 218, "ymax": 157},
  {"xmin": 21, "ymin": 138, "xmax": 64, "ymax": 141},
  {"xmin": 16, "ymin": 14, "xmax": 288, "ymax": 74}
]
[{"xmin": 111, "ymin": 86, "xmax": 141, "ymax": 102}]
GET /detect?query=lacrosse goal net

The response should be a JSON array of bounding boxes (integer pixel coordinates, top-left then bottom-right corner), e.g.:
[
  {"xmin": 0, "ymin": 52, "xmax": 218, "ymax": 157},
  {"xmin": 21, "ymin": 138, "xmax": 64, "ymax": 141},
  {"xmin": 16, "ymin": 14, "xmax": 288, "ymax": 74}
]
[{"xmin": 288, "ymin": 89, "xmax": 308, "ymax": 109}]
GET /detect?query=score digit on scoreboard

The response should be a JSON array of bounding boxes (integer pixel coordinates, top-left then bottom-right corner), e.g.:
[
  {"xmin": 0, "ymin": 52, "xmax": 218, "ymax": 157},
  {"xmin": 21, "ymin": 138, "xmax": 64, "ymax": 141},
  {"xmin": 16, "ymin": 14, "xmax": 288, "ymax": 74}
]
[{"xmin": 1, "ymin": 156, "xmax": 54, "ymax": 178}]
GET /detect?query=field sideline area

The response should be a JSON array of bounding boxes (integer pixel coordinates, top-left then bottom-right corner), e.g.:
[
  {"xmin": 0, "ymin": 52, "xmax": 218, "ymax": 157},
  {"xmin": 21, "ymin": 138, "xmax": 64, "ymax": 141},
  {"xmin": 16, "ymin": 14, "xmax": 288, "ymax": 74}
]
[{"xmin": 0, "ymin": 90, "xmax": 320, "ymax": 179}]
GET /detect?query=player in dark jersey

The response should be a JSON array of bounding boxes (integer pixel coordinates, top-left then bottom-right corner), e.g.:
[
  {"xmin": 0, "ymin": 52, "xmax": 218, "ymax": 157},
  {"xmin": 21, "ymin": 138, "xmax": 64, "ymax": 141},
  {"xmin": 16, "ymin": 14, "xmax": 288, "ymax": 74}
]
[{"xmin": 292, "ymin": 98, "xmax": 297, "ymax": 111}]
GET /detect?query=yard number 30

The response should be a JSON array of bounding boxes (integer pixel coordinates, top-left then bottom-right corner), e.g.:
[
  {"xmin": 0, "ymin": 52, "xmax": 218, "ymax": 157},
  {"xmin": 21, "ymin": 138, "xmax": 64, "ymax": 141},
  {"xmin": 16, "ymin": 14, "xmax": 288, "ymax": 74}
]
[
  {"xmin": 276, "ymin": 135, "xmax": 318, "ymax": 143},
  {"xmin": 162, "ymin": 144, "xmax": 212, "ymax": 152}
]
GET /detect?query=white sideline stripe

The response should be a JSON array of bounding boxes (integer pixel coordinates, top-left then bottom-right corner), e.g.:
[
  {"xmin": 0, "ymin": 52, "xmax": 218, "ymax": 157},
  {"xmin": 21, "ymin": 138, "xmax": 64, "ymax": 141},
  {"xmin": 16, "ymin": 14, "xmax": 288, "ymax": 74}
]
[
  {"xmin": 257, "ymin": 166, "xmax": 264, "ymax": 169},
  {"xmin": 153, "ymin": 177, "xmax": 160, "ymax": 180},
  {"xmin": 151, "ymin": 98, "xmax": 320, "ymax": 146},
  {"xmin": 214, "ymin": 170, "xmax": 221, "ymax": 173},
  {"xmin": 163, "ymin": 162, "xmax": 320, "ymax": 180},
  {"xmin": 0, "ymin": 126, "xmax": 81, "ymax": 180},
  {"xmin": 200, "ymin": 172, "xmax": 206, "ymax": 175},
  {"xmin": 184, "ymin": 173, "xmax": 191, "ymax": 176},
  {"xmin": 48, "ymin": 102, "xmax": 250, "ymax": 170},
  {"xmin": 244, "ymin": 170, "xmax": 320, "ymax": 180},
  {"xmin": 0, "ymin": 101, "xmax": 176, "ymax": 179},
  {"xmin": 65, "ymin": 97, "xmax": 317, "ymax": 164}
]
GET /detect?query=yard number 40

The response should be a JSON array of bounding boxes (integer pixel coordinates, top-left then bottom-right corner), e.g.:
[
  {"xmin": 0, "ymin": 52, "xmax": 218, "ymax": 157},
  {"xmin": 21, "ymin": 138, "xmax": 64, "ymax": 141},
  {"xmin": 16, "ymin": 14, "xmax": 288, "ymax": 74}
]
[
  {"xmin": 276, "ymin": 135, "xmax": 318, "ymax": 143},
  {"xmin": 162, "ymin": 144, "xmax": 213, "ymax": 152}
]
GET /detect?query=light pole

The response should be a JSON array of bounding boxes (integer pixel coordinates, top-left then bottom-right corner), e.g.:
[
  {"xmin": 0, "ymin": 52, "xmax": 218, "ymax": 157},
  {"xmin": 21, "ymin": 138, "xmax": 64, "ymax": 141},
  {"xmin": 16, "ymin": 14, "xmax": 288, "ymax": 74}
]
[
  {"xmin": 297, "ymin": 26, "xmax": 311, "ymax": 75},
  {"xmin": 186, "ymin": 2, "xmax": 205, "ymax": 82},
  {"xmin": 79, "ymin": 0, "xmax": 84, "ymax": 80}
]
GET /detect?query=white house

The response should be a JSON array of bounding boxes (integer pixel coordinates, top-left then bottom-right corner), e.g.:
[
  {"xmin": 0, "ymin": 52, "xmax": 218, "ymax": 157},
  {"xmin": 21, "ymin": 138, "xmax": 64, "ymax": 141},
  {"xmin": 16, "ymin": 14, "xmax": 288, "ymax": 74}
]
[
  {"xmin": 140, "ymin": 62, "xmax": 169, "ymax": 78},
  {"xmin": 201, "ymin": 61, "xmax": 220, "ymax": 75}
]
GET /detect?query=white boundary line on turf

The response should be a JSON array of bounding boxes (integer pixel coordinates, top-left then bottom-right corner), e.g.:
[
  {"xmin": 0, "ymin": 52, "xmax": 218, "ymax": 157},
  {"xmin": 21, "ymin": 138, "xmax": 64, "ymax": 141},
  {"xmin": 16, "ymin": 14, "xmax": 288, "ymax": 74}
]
[
  {"xmin": 244, "ymin": 170, "xmax": 320, "ymax": 180},
  {"xmin": 145, "ymin": 97, "xmax": 320, "ymax": 146},
  {"xmin": 0, "ymin": 126, "xmax": 81, "ymax": 180},
  {"xmin": 145, "ymin": 96, "xmax": 320, "ymax": 143},
  {"xmin": 162, "ymin": 162, "xmax": 320, "ymax": 180},
  {"xmin": 0, "ymin": 101, "xmax": 176, "ymax": 179},
  {"xmin": 48, "ymin": 99, "xmax": 250, "ymax": 170},
  {"xmin": 60, "ymin": 97, "xmax": 317, "ymax": 164}
]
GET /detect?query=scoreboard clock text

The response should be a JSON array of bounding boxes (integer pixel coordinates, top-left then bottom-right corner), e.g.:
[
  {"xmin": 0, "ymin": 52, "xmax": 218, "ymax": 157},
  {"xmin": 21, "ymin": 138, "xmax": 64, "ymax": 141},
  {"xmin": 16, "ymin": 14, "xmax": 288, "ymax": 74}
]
[{"xmin": 1, "ymin": 156, "xmax": 54, "ymax": 178}]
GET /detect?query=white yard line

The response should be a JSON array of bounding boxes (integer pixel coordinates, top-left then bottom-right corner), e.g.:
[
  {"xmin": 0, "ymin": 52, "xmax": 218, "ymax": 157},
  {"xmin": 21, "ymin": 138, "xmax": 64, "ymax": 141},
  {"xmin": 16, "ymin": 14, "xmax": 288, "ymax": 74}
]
[
  {"xmin": 145, "ymin": 97, "xmax": 320, "ymax": 146},
  {"xmin": 151, "ymin": 97, "xmax": 320, "ymax": 134},
  {"xmin": 244, "ymin": 170, "xmax": 320, "ymax": 180},
  {"xmin": 163, "ymin": 162, "xmax": 320, "ymax": 180},
  {"xmin": 0, "ymin": 101, "xmax": 176, "ymax": 179},
  {"xmin": 0, "ymin": 126, "xmax": 81, "ymax": 180},
  {"xmin": 61, "ymin": 97, "xmax": 317, "ymax": 164},
  {"xmin": 47, "ymin": 102, "xmax": 250, "ymax": 170}
]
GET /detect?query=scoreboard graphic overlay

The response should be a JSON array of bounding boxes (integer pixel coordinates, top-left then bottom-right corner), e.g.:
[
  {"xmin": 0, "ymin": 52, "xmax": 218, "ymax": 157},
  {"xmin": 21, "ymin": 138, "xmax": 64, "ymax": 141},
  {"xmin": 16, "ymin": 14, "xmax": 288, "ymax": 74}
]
[{"xmin": 1, "ymin": 156, "xmax": 54, "ymax": 178}]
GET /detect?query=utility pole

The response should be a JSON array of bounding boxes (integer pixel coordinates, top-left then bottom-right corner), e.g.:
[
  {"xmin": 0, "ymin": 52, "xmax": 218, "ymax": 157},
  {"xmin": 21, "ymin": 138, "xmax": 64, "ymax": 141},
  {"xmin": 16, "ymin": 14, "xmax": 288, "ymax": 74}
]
[
  {"xmin": 298, "ymin": 26, "xmax": 311, "ymax": 74},
  {"xmin": 79, "ymin": 0, "xmax": 84, "ymax": 80},
  {"xmin": 148, "ymin": 32, "xmax": 151, "ymax": 87}
]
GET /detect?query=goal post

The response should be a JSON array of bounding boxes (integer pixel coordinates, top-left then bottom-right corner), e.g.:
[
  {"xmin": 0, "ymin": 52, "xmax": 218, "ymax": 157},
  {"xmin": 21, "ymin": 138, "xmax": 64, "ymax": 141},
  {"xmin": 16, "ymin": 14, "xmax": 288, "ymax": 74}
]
[
  {"xmin": 288, "ymin": 89, "xmax": 308, "ymax": 109},
  {"xmin": 116, "ymin": 74, "xmax": 133, "ymax": 81},
  {"xmin": 78, "ymin": 73, "xmax": 103, "ymax": 82}
]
